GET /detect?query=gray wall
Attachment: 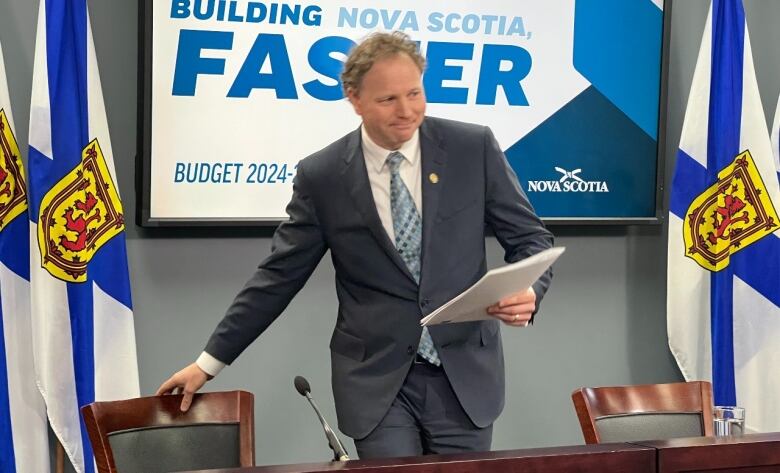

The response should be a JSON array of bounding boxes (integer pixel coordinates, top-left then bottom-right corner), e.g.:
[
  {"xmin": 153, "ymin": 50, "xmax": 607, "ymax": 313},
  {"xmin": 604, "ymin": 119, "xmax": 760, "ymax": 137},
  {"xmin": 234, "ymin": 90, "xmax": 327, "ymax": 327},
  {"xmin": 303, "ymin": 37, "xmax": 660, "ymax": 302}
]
[{"xmin": 3, "ymin": 0, "xmax": 779, "ymax": 468}]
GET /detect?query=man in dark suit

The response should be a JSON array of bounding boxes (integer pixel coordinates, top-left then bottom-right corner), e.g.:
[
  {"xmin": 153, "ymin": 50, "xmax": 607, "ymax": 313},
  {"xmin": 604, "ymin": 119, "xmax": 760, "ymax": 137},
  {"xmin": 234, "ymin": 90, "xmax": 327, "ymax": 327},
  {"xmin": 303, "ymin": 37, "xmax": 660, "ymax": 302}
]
[{"xmin": 158, "ymin": 31, "xmax": 553, "ymax": 459}]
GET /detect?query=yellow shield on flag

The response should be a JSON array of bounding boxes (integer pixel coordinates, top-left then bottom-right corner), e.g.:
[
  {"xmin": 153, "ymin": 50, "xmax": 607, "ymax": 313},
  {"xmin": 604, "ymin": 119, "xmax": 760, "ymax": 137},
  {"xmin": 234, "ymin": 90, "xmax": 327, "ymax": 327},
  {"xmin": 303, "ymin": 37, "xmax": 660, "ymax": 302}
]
[
  {"xmin": 37, "ymin": 139, "xmax": 124, "ymax": 282},
  {"xmin": 0, "ymin": 109, "xmax": 27, "ymax": 230},
  {"xmin": 684, "ymin": 150, "xmax": 779, "ymax": 272}
]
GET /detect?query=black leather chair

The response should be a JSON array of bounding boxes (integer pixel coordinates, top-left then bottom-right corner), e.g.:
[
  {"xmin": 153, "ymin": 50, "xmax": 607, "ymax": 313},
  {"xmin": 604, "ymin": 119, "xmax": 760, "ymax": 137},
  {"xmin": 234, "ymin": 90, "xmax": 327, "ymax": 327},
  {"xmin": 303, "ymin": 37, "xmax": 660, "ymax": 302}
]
[
  {"xmin": 81, "ymin": 390, "xmax": 254, "ymax": 473},
  {"xmin": 571, "ymin": 381, "xmax": 714, "ymax": 444}
]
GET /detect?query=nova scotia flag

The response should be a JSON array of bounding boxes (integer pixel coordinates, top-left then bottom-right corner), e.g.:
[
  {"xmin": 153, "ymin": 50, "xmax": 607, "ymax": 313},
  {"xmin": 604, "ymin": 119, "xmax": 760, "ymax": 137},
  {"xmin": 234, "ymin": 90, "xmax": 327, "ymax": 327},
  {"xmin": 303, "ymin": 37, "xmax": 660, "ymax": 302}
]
[
  {"xmin": 0, "ymin": 38, "xmax": 50, "ymax": 473},
  {"xmin": 668, "ymin": 0, "xmax": 780, "ymax": 433},
  {"xmin": 27, "ymin": 1, "xmax": 140, "ymax": 471}
]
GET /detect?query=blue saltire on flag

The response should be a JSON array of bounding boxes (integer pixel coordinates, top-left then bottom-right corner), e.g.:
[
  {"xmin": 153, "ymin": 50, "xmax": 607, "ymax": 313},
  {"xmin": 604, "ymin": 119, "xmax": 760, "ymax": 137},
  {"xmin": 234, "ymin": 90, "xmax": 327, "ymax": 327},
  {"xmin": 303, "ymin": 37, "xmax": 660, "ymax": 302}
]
[
  {"xmin": 668, "ymin": 0, "xmax": 780, "ymax": 433},
  {"xmin": 27, "ymin": 1, "xmax": 140, "ymax": 472},
  {"xmin": 0, "ymin": 38, "xmax": 50, "ymax": 473}
]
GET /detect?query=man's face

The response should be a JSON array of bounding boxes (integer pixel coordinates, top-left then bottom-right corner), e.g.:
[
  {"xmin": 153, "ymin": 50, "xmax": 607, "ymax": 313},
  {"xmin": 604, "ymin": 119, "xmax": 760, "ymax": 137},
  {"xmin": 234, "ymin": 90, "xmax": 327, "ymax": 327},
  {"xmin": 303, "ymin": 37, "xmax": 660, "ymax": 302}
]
[{"xmin": 347, "ymin": 53, "xmax": 426, "ymax": 150}]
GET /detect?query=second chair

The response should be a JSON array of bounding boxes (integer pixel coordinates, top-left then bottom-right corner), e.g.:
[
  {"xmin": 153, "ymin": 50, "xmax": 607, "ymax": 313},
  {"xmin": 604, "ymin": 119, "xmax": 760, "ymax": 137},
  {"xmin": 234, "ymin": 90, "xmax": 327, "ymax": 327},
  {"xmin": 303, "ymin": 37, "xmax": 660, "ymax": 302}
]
[{"xmin": 571, "ymin": 381, "xmax": 714, "ymax": 444}]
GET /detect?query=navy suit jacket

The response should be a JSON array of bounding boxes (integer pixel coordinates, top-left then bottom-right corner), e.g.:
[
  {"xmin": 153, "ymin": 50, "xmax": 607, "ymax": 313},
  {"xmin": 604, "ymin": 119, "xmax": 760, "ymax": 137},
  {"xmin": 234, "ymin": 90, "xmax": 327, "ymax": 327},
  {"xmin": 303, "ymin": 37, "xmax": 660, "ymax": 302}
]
[{"xmin": 205, "ymin": 116, "xmax": 554, "ymax": 439}]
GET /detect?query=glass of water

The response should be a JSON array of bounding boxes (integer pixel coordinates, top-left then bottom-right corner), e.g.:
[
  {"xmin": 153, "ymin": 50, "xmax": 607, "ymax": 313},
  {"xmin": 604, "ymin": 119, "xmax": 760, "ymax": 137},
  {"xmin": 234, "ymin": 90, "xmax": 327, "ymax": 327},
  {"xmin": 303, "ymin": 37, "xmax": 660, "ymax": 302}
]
[{"xmin": 713, "ymin": 406, "xmax": 745, "ymax": 436}]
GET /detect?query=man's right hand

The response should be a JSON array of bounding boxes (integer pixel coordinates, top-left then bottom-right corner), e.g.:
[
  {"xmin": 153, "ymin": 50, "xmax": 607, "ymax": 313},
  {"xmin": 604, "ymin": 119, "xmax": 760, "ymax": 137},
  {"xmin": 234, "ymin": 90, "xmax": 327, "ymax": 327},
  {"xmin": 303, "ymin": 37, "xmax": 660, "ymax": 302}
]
[{"xmin": 156, "ymin": 362, "xmax": 212, "ymax": 412}]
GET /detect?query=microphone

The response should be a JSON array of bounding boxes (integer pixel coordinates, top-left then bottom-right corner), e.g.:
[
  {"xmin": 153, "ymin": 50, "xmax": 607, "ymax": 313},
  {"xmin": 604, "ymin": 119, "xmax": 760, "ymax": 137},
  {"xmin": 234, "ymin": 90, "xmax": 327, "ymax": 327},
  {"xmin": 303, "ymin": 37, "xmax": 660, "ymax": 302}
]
[{"xmin": 294, "ymin": 376, "xmax": 350, "ymax": 461}]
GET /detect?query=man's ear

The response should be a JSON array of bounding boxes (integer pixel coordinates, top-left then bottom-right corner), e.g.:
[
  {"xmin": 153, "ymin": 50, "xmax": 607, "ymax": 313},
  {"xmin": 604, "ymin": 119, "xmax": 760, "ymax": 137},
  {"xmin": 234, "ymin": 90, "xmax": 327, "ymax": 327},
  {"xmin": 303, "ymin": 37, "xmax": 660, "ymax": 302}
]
[{"xmin": 346, "ymin": 88, "xmax": 362, "ymax": 116}]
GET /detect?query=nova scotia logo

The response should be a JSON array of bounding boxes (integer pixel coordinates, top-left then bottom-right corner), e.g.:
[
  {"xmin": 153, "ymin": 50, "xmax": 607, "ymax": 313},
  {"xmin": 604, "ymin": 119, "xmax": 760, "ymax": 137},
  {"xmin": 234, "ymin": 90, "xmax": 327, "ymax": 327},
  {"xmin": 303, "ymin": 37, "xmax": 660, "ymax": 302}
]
[
  {"xmin": 554, "ymin": 166, "xmax": 584, "ymax": 183},
  {"xmin": 528, "ymin": 166, "xmax": 610, "ymax": 193}
]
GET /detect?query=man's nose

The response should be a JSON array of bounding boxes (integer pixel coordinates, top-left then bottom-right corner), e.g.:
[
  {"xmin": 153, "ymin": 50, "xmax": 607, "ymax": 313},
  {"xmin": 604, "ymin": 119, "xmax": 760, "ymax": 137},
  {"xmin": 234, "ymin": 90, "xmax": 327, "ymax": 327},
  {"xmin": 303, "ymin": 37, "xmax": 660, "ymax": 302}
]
[{"xmin": 396, "ymin": 98, "xmax": 412, "ymax": 117}]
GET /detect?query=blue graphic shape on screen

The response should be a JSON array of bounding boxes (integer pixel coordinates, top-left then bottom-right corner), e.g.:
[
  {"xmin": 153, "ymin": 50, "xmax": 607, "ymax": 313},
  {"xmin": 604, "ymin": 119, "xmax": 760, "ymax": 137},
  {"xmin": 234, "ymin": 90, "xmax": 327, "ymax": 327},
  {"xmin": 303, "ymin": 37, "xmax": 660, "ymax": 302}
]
[
  {"xmin": 573, "ymin": 0, "xmax": 663, "ymax": 140},
  {"xmin": 506, "ymin": 86, "xmax": 657, "ymax": 218}
]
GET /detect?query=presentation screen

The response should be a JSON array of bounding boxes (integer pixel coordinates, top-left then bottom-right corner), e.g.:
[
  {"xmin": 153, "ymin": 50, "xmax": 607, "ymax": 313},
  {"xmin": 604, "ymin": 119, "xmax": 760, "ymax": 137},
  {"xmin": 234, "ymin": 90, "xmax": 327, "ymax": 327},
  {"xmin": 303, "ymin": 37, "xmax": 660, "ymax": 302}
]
[{"xmin": 138, "ymin": 0, "xmax": 669, "ymax": 226}]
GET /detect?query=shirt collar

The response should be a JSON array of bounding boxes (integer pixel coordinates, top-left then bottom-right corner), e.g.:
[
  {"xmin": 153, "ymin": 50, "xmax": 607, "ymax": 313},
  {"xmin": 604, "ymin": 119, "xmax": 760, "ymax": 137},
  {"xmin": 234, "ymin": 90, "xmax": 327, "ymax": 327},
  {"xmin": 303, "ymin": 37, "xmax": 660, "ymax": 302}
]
[{"xmin": 361, "ymin": 125, "xmax": 420, "ymax": 173}]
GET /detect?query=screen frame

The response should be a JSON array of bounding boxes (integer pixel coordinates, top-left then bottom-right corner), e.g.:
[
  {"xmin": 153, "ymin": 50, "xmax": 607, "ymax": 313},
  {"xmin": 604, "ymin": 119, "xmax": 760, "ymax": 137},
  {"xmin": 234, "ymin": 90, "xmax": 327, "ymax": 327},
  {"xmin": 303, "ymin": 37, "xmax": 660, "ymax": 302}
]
[{"xmin": 136, "ymin": 0, "xmax": 673, "ymax": 227}]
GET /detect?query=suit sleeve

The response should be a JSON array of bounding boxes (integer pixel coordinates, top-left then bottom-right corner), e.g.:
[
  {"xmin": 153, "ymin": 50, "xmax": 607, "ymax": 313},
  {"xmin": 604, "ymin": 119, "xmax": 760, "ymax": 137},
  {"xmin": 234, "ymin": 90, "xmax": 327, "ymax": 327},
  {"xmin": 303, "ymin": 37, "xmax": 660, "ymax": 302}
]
[
  {"xmin": 204, "ymin": 165, "xmax": 328, "ymax": 364},
  {"xmin": 482, "ymin": 126, "xmax": 554, "ymax": 317}
]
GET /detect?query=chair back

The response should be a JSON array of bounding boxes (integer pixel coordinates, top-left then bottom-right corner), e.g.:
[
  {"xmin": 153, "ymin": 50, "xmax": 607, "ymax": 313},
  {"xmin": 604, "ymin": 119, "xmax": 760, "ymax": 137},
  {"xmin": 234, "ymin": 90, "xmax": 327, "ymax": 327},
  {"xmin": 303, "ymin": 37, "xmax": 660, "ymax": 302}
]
[
  {"xmin": 81, "ymin": 390, "xmax": 254, "ymax": 473},
  {"xmin": 572, "ymin": 381, "xmax": 714, "ymax": 444}
]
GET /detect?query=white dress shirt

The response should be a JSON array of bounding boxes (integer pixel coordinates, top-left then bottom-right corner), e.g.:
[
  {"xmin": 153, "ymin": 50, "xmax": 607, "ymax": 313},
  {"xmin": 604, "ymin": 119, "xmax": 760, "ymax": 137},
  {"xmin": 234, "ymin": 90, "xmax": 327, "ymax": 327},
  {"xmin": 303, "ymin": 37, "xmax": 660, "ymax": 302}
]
[
  {"xmin": 197, "ymin": 125, "xmax": 424, "ymax": 377},
  {"xmin": 360, "ymin": 126, "xmax": 422, "ymax": 241}
]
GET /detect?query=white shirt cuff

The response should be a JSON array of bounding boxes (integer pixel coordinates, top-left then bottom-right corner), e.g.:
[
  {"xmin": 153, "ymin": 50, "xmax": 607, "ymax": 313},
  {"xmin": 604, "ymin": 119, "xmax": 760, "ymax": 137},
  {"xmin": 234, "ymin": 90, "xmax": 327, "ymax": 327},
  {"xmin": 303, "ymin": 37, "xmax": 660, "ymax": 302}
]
[{"xmin": 196, "ymin": 352, "xmax": 226, "ymax": 377}]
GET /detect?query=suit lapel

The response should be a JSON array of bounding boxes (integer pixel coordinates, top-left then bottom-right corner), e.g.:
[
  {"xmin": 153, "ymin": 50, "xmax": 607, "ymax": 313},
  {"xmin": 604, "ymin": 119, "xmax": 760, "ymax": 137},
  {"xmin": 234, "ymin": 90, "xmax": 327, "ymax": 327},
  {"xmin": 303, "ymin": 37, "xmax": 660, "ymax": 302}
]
[
  {"xmin": 420, "ymin": 119, "xmax": 447, "ymax": 285},
  {"xmin": 342, "ymin": 128, "xmax": 416, "ymax": 282}
]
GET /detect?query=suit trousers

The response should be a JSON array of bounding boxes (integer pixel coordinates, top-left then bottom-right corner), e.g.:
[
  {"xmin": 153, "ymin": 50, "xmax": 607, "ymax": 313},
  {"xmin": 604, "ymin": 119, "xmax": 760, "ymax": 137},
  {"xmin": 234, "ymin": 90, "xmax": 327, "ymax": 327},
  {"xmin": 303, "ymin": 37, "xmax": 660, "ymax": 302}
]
[{"xmin": 353, "ymin": 358, "xmax": 493, "ymax": 459}]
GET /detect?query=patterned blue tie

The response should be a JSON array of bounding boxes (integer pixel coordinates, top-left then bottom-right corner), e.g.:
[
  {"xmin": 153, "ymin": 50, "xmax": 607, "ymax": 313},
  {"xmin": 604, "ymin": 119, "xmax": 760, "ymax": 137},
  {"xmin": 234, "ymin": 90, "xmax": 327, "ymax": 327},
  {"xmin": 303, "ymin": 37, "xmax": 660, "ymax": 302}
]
[{"xmin": 386, "ymin": 151, "xmax": 441, "ymax": 366}]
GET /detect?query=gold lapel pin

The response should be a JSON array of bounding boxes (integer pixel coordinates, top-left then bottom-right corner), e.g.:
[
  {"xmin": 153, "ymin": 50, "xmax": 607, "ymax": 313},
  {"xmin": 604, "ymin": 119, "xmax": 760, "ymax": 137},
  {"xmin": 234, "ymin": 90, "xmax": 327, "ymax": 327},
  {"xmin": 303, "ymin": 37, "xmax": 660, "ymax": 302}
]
[{"xmin": 429, "ymin": 173, "xmax": 439, "ymax": 184}]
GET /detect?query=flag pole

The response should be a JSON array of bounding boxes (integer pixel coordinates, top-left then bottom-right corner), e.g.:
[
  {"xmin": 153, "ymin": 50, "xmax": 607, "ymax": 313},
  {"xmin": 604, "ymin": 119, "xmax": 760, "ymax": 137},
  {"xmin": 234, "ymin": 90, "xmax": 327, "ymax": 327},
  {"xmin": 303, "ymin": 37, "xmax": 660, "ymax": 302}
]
[{"xmin": 55, "ymin": 438, "xmax": 64, "ymax": 473}]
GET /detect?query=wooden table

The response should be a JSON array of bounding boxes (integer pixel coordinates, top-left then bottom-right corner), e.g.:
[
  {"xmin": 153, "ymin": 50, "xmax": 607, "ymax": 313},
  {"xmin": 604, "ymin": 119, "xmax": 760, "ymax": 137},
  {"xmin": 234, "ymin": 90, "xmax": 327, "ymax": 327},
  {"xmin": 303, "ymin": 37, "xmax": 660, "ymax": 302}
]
[
  {"xmin": 189, "ymin": 433, "xmax": 780, "ymax": 473},
  {"xmin": 635, "ymin": 432, "xmax": 780, "ymax": 472},
  {"xmin": 190, "ymin": 443, "xmax": 655, "ymax": 473}
]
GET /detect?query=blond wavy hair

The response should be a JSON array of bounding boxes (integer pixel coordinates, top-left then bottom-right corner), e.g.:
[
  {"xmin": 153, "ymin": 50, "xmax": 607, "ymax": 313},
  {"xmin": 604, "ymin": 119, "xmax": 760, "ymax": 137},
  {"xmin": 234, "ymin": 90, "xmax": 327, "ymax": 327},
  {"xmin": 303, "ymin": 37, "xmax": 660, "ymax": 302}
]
[{"xmin": 341, "ymin": 31, "xmax": 425, "ymax": 95}]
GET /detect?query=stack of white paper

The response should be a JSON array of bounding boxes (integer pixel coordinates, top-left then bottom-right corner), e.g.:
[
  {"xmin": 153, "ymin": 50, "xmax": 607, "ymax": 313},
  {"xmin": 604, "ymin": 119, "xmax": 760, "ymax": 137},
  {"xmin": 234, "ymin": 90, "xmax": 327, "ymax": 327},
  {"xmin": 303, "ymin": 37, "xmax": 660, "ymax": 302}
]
[{"xmin": 421, "ymin": 247, "xmax": 565, "ymax": 326}]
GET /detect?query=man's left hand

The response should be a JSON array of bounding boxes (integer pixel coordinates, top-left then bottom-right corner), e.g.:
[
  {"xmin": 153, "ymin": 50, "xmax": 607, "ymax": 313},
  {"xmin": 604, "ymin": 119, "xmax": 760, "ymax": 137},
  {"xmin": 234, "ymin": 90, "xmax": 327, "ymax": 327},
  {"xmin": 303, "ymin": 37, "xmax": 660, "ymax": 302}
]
[{"xmin": 486, "ymin": 287, "xmax": 536, "ymax": 327}]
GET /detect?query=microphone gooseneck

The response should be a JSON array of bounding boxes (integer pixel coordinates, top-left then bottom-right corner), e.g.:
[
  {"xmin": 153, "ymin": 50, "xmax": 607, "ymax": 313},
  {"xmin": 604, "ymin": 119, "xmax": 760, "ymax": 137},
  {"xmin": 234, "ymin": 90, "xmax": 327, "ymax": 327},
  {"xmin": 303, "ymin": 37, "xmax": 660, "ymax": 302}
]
[{"xmin": 294, "ymin": 376, "xmax": 350, "ymax": 461}]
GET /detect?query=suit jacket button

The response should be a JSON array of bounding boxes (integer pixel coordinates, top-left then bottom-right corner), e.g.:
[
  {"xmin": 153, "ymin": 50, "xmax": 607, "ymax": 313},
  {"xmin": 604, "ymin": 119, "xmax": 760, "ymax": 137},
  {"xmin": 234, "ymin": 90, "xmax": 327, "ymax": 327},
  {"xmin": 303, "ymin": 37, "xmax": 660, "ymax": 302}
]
[
  {"xmin": 421, "ymin": 299, "xmax": 430, "ymax": 308},
  {"xmin": 407, "ymin": 346, "xmax": 414, "ymax": 355}
]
